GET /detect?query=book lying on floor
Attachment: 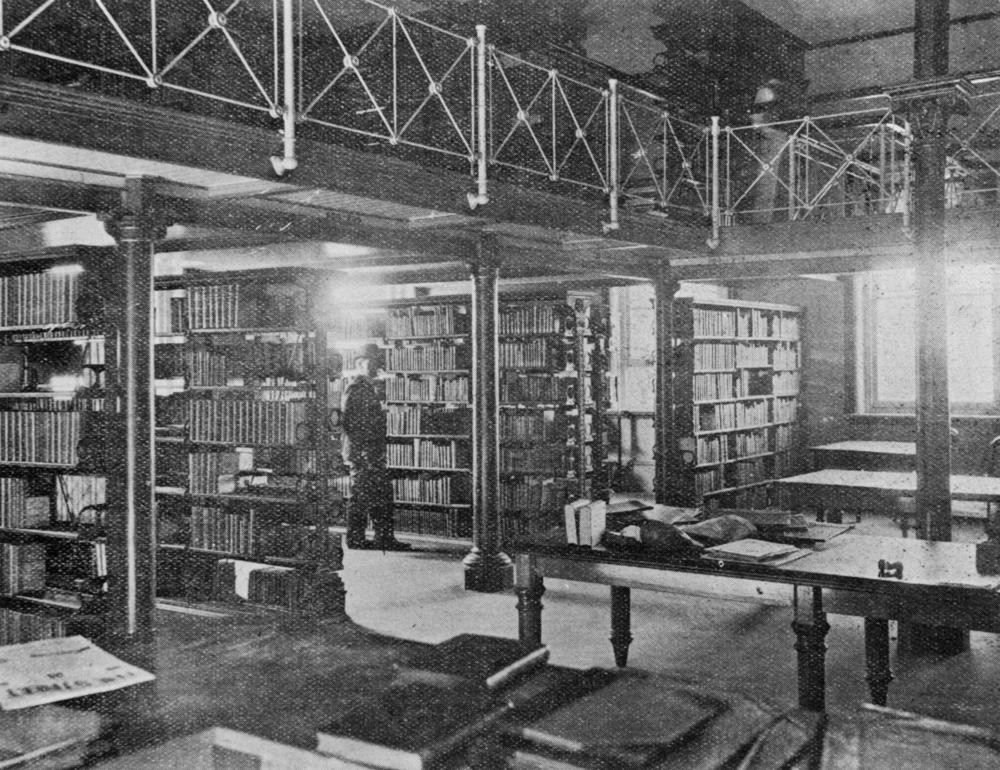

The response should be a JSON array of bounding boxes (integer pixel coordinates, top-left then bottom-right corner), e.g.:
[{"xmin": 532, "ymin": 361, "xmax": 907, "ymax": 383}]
[
  {"xmin": 394, "ymin": 634, "xmax": 549, "ymax": 690},
  {"xmin": 316, "ymin": 679, "xmax": 510, "ymax": 770},
  {"xmin": 701, "ymin": 538, "xmax": 804, "ymax": 564},
  {"xmin": 513, "ymin": 673, "xmax": 725, "ymax": 768}
]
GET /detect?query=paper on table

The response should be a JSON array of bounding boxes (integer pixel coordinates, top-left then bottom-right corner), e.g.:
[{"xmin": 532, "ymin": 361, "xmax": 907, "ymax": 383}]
[{"xmin": 0, "ymin": 635, "xmax": 155, "ymax": 710}]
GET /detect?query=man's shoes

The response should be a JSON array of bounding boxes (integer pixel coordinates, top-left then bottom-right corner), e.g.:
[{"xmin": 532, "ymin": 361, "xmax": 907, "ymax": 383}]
[
  {"xmin": 373, "ymin": 538, "xmax": 412, "ymax": 551},
  {"xmin": 346, "ymin": 539, "xmax": 376, "ymax": 550}
]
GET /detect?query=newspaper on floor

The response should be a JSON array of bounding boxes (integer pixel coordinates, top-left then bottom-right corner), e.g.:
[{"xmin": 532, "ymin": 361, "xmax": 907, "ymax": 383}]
[{"xmin": 0, "ymin": 635, "xmax": 155, "ymax": 711}]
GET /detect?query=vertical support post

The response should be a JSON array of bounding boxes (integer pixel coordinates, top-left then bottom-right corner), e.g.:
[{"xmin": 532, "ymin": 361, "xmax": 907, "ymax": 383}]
[
  {"xmin": 468, "ymin": 24, "xmax": 489, "ymax": 209},
  {"xmin": 864, "ymin": 617, "xmax": 894, "ymax": 706},
  {"xmin": 604, "ymin": 79, "xmax": 620, "ymax": 233},
  {"xmin": 792, "ymin": 586, "xmax": 829, "ymax": 712},
  {"xmin": 653, "ymin": 261, "xmax": 680, "ymax": 504},
  {"xmin": 101, "ymin": 176, "xmax": 163, "ymax": 657},
  {"xmin": 707, "ymin": 116, "xmax": 720, "ymax": 248},
  {"xmin": 609, "ymin": 586, "xmax": 633, "ymax": 667},
  {"xmin": 271, "ymin": 0, "xmax": 297, "ymax": 176},
  {"xmin": 514, "ymin": 553, "xmax": 544, "ymax": 649},
  {"xmin": 463, "ymin": 236, "xmax": 511, "ymax": 591}
]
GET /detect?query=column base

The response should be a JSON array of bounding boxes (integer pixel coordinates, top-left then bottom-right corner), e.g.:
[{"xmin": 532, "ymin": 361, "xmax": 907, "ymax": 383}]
[{"xmin": 463, "ymin": 549, "xmax": 513, "ymax": 592}]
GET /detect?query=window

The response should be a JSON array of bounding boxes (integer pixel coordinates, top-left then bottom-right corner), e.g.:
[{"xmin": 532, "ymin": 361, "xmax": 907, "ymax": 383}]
[{"xmin": 856, "ymin": 264, "xmax": 1000, "ymax": 413}]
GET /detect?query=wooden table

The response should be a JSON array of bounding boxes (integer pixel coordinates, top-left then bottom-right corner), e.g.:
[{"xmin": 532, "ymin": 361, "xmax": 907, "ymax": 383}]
[
  {"xmin": 811, "ymin": 441, "xmax": 916, "ymax": 471},
  {"xmin": 775, "ymin": 469, "xmax": 1000, "ymax": 533},
  {"xmin": 513, "ymin": 535, "xmax": 1000, "ymax": 712}
]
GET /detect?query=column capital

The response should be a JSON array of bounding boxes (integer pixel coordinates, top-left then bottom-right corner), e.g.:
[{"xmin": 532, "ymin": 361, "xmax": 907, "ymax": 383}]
[
  {"xmin": 466, "ymin": 233, "xmax": 504, "ymax": 275},
  {"xmin": 100, "ymin": 177, "xmax": 174, "ymax": 244},
  {"xmin": 888, "ymin": 76, "xmax": 972, "ymax": 140}
]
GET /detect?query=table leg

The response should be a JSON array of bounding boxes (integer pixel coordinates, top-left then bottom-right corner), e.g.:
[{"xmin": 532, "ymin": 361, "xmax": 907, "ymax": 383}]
[
  {"xmin": 610, "ymin": 586, "xmax": 633, "ymax": 667},
  {"xmin": 514, "ymin": 553, "xmax": 544, "ymax": 649},
  {"xmin": 792, "ymin": 586, "xmax": 829, "ymax": 712},
  {"xmin": 864, "ymin": 617, "xmax": 893, "ymax": 706}
]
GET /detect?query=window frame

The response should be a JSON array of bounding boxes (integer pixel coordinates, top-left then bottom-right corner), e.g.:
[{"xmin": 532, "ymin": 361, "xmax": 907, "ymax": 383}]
[{"xmin": 855, "ymin": 266, "xmax": 1000, "ymax": 416}]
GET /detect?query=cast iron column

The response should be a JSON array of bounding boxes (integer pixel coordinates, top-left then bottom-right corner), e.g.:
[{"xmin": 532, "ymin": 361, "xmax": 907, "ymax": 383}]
[
  {"xmin": 653, "ymin": 260, "xmax": 681, "ymax": 504},
  {"xmin": 101, "ymin": 176, "xmax": 164, "ymax": 654},
  {"xmin": 463, "ymin": 237, "xmax": 512, "ymax": 591}
]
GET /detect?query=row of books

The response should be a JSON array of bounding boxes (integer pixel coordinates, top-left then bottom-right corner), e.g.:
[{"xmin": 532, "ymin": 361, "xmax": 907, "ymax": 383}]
[
  {"xmin": 154, "ymin": 289, "xmax": 187, "ymax": 333},
  {"xmin": 695, "ymin": 342, "xmax": 800, "ymax": 371},
  {"xmin": 386, "ymin": 305, "xmax": 468, "ymax": 338},
  {"xmin": 392, "ymin": 507, "xmax": 471, "ymax": 538},
  {"xmin": 0, "ymin": 395, "xmax": 108, "ymax": 412},
  {"xmin": 691, "ymin": 305, "xmax": 800, "ymax": 341},
  {"xmin": 498, "ymin": 339, "xmax": 564, "ymax": 369},
  {"xmin": 695, "ymin": 400, "xmax": 770, "ymax": 432},
  {"xmin": 185, "ymin": 345, "xmax": 309, "ymax": 387},
  {"xmin": 499, "ymin": 476, "xmax": 567, "ymax": 513},
  {"xmin": 384, "ymin": 374, "xmax": 469, "ymax": 403},
  {"xmin": 1, "ymin": 543, "xmax": 45, "ymax": 596},
  {"xmin": 387, "ymin": 439, "xmax": 470, "ymax": 470},
  {"xmin": 773, "ymin": 345, "xmax": 800, "ymax": 370},
  {"xmin": 696, "ymin": 429, "xmax": 775, "ymax": 465},
  {"xmin": 391, "ymin": 475, "xmax": 470, "ymax": 506},
  {"xmin": 189, "ymin": 505, "xmax": 255, "ymax": 554},
  {"xmin": 774, "ymin": 398, "xmax": 798, "ymax": 423},
  {"xmin": 500, "ymin": 411, "xmax": 564, "ymax": 443},
  {"xmin": 773, "ymin": 372, "xmax": 800, "ymax": 395},
  {"xmin": 0, "ymin": 479, "xmax": 45, "ymax": 528},
  {"xmin": 499, "ymin": 372, "xmax": 574, "ymax": 404},
  {"xmin": 498, "ymin": 304, "xmax": 568, "ymax": 336},
  {"xmin": 185, "ymin": 284, "xmax": 307, "ymax": 331},
  {"xmin": 386, "ymin": 404, "xmax": 471, "ymax": 436},
  {"xmin": 0, "ymin": 270, "xmax": 79, "ymax": 330},
  {"xmin": 187, "ymin": 399, "xmax": 310, "ymax": 445},
  {"xmin": 213, "ymin": 558, "xmax": 304, "ymax": 610},
  {"xmin": 0, "ymin": 411, "xmax": 80, "ymax": 466},
  {"xmin": 502, "ymin": 445, "xmax": 581, "ymax": 476},
  {"xmin": 385, "ymin": 344, "xmax": 462, "ymax": 372},
  {"xmin": 0, "ymin": 606, "xmax": 69, "ymax": 644}
]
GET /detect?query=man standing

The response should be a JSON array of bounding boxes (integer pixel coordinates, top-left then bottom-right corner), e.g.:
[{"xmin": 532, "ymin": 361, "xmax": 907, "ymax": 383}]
[{"xmin": 342, "ymin": 344, "xmax": 410, "ymax": 551}]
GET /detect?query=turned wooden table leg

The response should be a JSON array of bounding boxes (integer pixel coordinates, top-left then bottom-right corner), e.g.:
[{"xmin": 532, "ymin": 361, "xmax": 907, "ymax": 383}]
[
  {"xmin": 792, "ymin": 586, "xmax": 830, "ymax": 712},
  {"xmin": 864, "ymin": 617, "xmax": 894, "ymax": 706},
  {"xmin": 610, "ymin": 585, "xmax": 633, "ymax": 667},
  {"xmin": 514, "ymin": 553, "xmax": 544, "ymax": 649}
]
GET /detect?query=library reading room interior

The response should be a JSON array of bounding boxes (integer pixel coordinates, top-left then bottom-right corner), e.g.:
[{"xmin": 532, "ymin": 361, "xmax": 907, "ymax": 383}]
[{"xmin": 6, "ymin": 0, "xmax": 1000, "ymax": 767}]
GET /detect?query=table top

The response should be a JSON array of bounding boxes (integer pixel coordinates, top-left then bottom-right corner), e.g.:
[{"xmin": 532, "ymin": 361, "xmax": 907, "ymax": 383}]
[
  {"xmin": 811, "ymin": 441, "xmax": 916, "ymax": 455},
  {"xmin": 516, "ymin": 534, "xmax": 1000, "ymax": 595},
  {"xmin": 775, "ymin": 469, "xmax": 1000, "ymax": 501}
]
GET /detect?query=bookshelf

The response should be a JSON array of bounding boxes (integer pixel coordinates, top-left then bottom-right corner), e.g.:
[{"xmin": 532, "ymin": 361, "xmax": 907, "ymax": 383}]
[
  {"xmin": 497, "ymin": 290, "xmax": 610, "ymax": 542},
  {"xmin": 381, "ymin": 296, "xmax": 473, "ymax": 541},
  {"xmin": 154, "ymin": 270, "xmax": 344, "ymax": 614},
  {"xmin": 0, "ymin": 254, "xmax": 115, "ymax": 643},
  {"xmin": 662, "ymin": 297, "xmax": 802, "ymax": 508}
]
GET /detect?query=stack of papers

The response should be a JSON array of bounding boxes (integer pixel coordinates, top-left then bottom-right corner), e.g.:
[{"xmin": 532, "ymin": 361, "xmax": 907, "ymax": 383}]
[{"xmin": 702, "ymin": 538, "xmax": 805, "ymax": 564}]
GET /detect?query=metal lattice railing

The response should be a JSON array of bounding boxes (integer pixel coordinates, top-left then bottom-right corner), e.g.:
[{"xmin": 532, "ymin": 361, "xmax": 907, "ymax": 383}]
[
  {"xmin": 720, "ymin": 107, "xmax": 910, "ymax": 225},
  {"xmin": 12, "ymin": 1, "xmax": 1000, "ymax": 237},
  {"xmin": 298, "ymin": 0, "xmax": 476, "ymax": 164},
  {"xmin": 487, "ymin": 47, "xmax": 610, "ymax": 195},
  {"xmin": 616, "ymin": 83, "xmax": 709, "ymax": 218},
  {"xmin": 0, "ymin": 0, "xmax": 284, "ymax": 116}
]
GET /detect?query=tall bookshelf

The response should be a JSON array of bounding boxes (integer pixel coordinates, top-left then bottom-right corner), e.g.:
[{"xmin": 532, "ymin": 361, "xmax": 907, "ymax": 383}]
[
  {"xmin": 497, "ymin": 290, "xmax": 610, "ymax": 542},
  {"xmin": 0, "ymin": 252, "xmax": 117, "ymax": 643},
  {"xmin": 381, "ymin": 296, "xmax": 473, "ymax": 541},
  {"xmin": 153, "ymin": 270, "xmax": 344, "ymax": 615},
  {"xmin": 662, "ymin": 297, "xmax": 802, "ymax": 509}
]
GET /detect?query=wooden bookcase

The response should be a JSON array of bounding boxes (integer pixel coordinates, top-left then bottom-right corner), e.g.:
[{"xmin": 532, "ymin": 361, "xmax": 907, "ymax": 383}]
[
  {"xmin": 0, "ymin": 251, "xmax": 118, "ymax": 643},
  {"xmin": 381, "ymin": 296, "xmax": 473, "ymax": 541},
  {"xmin": 497, "ymin": 290, "xmax": 610, "ymax": 542},
  {"xmin": 153, "ymin": 269, "xmax": 344, "ymax": 615},
  {"xmin": 662, "ymin": 297, "xmax": 802, "ymax": 509}
]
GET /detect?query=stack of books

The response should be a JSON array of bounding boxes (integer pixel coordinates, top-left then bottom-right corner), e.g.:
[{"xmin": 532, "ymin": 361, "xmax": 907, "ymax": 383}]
[{"xmin": 315, "ymin": 634, "xmax": 550, "ymax": 769}]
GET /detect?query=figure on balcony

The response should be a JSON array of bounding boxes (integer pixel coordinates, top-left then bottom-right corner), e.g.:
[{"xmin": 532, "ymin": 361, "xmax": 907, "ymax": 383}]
[{"xmin": 748, "ymin": 78, "xmax": 793, "ymax": 223}]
